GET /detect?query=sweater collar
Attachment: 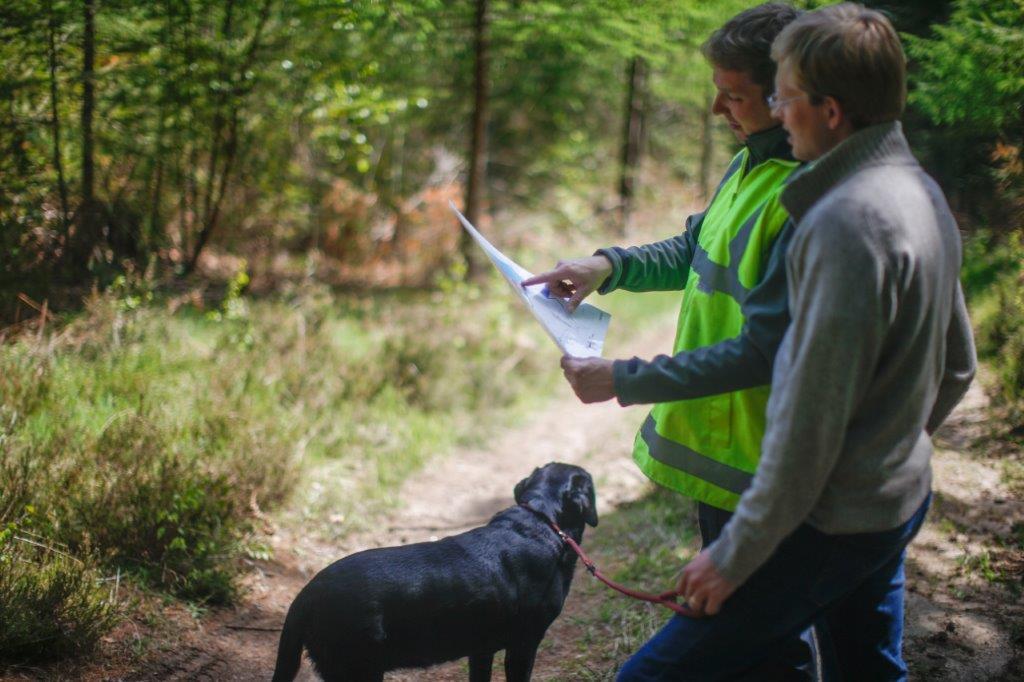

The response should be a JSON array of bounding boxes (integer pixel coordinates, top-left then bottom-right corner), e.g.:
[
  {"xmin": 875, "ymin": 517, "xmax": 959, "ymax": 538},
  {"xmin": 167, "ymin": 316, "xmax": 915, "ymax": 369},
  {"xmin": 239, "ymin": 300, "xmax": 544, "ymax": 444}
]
[
  {"xmin": 781, "ymin": 120, "xmax": 917, "ymax": 221},
  {"xmin": 745, "ymin": 125, "xmax": 794, "ymax": 167}
]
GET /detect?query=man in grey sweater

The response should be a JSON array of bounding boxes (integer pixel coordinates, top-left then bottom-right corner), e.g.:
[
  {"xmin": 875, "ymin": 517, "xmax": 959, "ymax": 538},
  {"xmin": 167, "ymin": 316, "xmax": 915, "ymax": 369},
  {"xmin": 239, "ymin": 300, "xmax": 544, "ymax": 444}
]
[{"xmin": 619, "ymin": 4, "xmax": 977, "ymax": 680}]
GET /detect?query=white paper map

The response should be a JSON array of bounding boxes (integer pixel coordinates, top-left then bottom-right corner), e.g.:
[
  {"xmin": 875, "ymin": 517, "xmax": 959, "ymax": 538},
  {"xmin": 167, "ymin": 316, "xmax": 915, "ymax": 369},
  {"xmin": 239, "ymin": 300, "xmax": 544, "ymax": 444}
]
[{"xmin": 450, "ymin": 201, "xmax": 610, "ymax": 358}]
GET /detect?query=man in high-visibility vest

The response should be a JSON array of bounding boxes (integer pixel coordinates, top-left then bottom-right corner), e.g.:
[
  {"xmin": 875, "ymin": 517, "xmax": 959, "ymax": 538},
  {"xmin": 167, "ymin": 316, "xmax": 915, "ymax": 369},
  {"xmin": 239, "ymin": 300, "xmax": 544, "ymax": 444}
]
[
  {"xmin": 524, "ymin": 4, "xmax": 812, "ymax": 676},
  {"xmin": 622, "ymin": 5, "xmax": 975, "ymax": 679},
  {"xmin": 526, "ymin": 2, "xmax": 801, "ymax": 558}
]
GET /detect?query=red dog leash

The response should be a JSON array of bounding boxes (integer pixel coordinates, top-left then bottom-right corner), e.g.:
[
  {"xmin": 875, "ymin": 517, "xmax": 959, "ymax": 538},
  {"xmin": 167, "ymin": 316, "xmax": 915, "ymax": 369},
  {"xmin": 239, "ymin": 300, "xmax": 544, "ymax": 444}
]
[{"xmin": 521, "ymin": 504, "xmax": 697, "ymax": 618}]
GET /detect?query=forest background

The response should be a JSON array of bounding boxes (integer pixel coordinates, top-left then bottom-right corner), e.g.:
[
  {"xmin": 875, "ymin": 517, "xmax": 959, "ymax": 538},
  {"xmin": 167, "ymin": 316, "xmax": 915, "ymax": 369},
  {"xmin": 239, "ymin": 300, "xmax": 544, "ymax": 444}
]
[{"xmin": 1, "ymin": 0, "xmax": 1022, "ymax": 675}]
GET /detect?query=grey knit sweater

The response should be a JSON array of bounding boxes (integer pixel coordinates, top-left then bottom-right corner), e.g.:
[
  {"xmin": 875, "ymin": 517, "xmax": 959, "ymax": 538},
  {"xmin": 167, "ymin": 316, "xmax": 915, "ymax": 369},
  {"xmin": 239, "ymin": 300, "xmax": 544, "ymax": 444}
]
[{"xmin": 708, "ymin": 121, "xmax": 977, "ymax": 585}]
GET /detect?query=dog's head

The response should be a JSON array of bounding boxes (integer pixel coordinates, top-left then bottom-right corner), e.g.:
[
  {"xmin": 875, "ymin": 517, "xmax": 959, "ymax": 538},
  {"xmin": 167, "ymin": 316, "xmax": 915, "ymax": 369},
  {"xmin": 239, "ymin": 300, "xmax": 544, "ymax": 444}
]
[{"xmin": 514, "ymin": 462, "xmax": 598, "ymax": 530}]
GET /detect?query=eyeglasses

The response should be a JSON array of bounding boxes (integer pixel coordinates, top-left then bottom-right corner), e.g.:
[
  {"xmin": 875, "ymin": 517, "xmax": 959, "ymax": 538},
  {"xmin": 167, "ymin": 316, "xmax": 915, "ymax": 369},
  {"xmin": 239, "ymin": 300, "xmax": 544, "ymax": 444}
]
[{"xmin": 767, "ymin": 93, "xmax": 807, "ymax": 111}]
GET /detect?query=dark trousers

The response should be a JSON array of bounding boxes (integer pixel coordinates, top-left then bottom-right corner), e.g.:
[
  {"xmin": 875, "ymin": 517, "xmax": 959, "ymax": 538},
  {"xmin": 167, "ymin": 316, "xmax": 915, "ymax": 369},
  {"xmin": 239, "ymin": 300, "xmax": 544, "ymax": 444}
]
[
  {"xmin": 699, "ymin": 503, "xmax": 820, "ymax": 681},
  {"xmin": 697, "ymin": 502, "xmax": 734, "ymax": 548},
  {"xmin": 616, "ymin": 496, "xmax": 930, "ymax": 681}
]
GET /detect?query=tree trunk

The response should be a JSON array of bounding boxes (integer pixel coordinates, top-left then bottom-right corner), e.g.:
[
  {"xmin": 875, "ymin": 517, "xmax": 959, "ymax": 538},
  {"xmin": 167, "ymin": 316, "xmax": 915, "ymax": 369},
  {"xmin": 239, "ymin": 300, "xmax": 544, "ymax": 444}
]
[
  {"xmin": 393, "ymin": 122, "xmax": 406, "ymax": 200},
  {"xmin": 183, "ymin": 0, "xmax": 196, "ymax": 261},
  {"xmin": 74, "ymin": 0, "xmax": 101, "ymax": 271},
  {"xmin": 187, "ymin": 109, "xmax": 240, "ymax": 273},
  {"xmin": 699, "ymin": 83, "xmax": 715, "ymax": 202},
  {"xmin": 183, "ymin": 0, "xmax": 272, "ymax": 276},
  {"xmin": 618, "ymin": 56, "xmax": 646, "ymax": 235},
  {"xmin": 47, "ymin": 0, "xmax": 70, "ymax": 236},
  {"xmin": 148, "ymin": 102, "xmax": 167, "ymax": 249},
  {"xmin": 199, "ymin": 0, "xmax": 236, "ymax": 229},
  {"xmin": 461, "ymin": 0, "xmax": 490, "ymax": 282}
]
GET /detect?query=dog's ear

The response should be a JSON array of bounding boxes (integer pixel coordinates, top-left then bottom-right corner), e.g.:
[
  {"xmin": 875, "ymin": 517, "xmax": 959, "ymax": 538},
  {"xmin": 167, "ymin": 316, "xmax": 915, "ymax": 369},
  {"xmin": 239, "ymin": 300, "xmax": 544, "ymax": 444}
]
[
  {"xmin": 566, "ymin": 472, "xmax": 598, "ymax": 527},
  {"xmin": 514, "ymin": 467, "xmax": 539, "ymax": 504}
]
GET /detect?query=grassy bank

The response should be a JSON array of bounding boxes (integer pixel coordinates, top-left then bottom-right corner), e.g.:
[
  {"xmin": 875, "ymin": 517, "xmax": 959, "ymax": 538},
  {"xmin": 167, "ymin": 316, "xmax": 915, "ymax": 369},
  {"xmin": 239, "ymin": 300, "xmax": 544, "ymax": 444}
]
[{"xmin": 962, "ymin": 230, "xmax": 1024, "ymax": 432}]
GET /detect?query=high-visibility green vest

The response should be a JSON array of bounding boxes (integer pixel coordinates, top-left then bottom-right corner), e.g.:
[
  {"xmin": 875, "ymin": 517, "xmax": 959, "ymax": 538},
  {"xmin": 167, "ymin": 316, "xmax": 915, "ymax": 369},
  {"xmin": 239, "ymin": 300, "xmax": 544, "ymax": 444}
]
[{"xmin": 633, "ymin": 148, "xmax": 799, "ymax": 511}]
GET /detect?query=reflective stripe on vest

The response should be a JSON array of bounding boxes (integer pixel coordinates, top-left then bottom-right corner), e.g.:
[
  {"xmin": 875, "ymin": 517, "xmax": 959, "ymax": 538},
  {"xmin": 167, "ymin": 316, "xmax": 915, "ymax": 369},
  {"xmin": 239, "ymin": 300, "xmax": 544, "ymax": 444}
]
[
  {"xmin": 690, "ymin": 205, "xmax": 763, "ymax": 302},
  {"xmin": 641, "ymin": 415, "xmax": 753, "ymax": 494}
]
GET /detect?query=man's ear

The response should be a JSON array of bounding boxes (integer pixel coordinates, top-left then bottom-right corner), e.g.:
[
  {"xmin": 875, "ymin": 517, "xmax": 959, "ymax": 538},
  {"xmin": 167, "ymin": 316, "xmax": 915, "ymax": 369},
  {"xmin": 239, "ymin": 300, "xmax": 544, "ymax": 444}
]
[{"xmin": 824, "ymin": 95, "xmax": 850, "ymax": 133}]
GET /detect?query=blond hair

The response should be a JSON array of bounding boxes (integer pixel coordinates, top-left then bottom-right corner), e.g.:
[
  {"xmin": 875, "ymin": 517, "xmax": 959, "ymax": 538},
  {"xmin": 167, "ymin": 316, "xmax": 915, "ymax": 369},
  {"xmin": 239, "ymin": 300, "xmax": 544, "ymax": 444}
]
[{"xmin": 771, "ymin": 3, "xmax": 905, "ymax": 128}]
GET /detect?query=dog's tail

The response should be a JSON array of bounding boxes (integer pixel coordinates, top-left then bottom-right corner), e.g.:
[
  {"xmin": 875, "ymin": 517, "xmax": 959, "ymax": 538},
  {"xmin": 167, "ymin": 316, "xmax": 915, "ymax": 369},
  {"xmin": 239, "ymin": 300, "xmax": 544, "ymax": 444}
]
[{"xmin": 271, "ymin": 605, "xmax": 303, "ymax": 682}]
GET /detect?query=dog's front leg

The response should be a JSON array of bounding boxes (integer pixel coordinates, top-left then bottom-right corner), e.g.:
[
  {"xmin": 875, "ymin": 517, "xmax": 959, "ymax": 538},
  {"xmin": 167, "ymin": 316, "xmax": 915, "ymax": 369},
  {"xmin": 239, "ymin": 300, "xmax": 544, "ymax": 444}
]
[
  {"xmin": 503, "ymin": 639, "xmax": 542, "ymax": 682},
  {"xmin": 468, "ymin": 651, "xmax": 494, "ymax": 682}
]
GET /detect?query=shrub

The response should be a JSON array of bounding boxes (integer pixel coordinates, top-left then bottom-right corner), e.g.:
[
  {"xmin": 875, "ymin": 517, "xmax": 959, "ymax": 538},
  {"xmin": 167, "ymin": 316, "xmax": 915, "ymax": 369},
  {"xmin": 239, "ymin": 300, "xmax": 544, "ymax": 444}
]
[
  {"xmin": 47, "ymin": 417, "xmax": 244, "ymax": 603},
  {"xmin": 0, "ymin": 319, "xmax": 300, "ymax": 604},
  {"xmin": 0, "ymin": 521, "xmax": 116, "ymax": 665}
]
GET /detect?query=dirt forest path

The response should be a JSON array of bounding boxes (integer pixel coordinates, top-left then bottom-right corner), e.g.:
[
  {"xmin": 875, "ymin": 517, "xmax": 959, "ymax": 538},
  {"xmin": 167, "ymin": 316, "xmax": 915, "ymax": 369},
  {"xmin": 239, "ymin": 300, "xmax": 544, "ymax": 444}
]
[
  {"xmin": 125, "ymin": 316, "xmax": 677, "ymax": 681},
  {"xmin": 903, "ymin": 376, "xmax": 1023, "ymax": 680},
  {"xmin": 126, "ymin": 326, "xmax": 1022, "ymax": 680}
]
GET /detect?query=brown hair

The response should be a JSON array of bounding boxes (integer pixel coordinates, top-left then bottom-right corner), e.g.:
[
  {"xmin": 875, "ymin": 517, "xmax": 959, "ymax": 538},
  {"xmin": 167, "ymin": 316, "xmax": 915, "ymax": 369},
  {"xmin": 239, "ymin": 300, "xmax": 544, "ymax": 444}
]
[
  {"xmin": 771, "ymin": 3, "xmax": 906, "ymax": 129},
  {"xmin": 702, "ymin": 3, "xmax": 803, "ymax": 97}
]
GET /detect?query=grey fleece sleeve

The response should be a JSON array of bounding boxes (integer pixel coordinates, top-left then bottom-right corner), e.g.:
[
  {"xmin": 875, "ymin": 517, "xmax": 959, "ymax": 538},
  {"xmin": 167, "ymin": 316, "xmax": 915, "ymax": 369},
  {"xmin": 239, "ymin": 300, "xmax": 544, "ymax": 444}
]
[
  {"xmin": 611, "ymin": 221, "xmax": 795, "ymax": 405},
  {"xmin": 594, "ymin": 212, "xmax": 703, "ymax": 294},
  {"xmin": 707, "ymin": 213, "xmax": 887, "ymax": 585},
  {"xmin": 926, "ymin": 283, "xmax": 977, "ymax": 434}
]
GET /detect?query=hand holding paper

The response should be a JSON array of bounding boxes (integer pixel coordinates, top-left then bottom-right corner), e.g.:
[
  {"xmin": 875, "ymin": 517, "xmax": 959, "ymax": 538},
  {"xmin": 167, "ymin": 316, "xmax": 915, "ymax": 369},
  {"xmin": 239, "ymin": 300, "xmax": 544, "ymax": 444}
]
[
  {"xmin": 560, "ymin": 355, "xmax": 616, "ymax": 403},
  {"xmin": 520, "ymin": 255, "xmax": 613, "ymax": 313},
  {"xmin": 449, "ymin": 202, "xmax": 611, "ymax": 358}
]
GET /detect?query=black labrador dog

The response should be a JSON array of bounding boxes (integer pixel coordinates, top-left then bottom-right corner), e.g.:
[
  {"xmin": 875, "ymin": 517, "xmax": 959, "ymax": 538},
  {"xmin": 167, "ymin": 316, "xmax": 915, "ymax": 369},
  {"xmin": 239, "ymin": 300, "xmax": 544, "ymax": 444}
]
[{"xmin": 271, "ymin": 462, "xmax": 597, "ymax": 682}]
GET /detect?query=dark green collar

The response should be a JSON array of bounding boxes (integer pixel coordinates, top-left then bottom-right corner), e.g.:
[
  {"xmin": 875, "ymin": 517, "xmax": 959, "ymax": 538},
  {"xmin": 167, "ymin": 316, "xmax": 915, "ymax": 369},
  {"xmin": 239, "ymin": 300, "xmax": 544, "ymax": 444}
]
[{"xmin": 745, "ymin": 125, "xmax": 794, "ymax": 167}]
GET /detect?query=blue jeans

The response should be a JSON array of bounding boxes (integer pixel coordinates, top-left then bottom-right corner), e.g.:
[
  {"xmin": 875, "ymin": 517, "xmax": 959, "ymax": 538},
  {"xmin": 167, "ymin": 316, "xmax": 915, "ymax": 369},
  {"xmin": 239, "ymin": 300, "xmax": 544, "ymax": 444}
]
[{"xmin": 617, "ymin": 495, "xmax": 931, "ymax": 682}]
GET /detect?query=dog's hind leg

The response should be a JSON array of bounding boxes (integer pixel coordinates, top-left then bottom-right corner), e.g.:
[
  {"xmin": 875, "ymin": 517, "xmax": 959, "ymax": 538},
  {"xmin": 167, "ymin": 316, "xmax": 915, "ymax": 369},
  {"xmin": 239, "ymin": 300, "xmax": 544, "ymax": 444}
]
[
  {"xmin": 503, "ymin": 639, "xmax": 542, "ymax": 682},
  {"xmin": 468, "ymin": 651, "xmax": 495, "ymax": 682}
]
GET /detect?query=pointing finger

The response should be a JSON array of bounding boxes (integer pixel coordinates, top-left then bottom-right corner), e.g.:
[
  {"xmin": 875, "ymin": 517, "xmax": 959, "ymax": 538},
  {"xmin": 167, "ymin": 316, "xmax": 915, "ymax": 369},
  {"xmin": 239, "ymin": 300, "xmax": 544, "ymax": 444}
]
[{"xmin": 521, "ymin": 268, "xmax": 565, "ymax": 288}]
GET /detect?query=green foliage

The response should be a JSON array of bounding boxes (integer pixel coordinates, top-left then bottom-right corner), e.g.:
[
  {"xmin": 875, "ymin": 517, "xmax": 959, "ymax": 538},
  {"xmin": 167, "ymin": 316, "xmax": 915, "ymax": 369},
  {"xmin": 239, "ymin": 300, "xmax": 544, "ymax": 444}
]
[
  {"xmin": 206, "ymin": 263, "xmax": 254, "ymax": 353},
  {"xmin": 904, "ymin": 0, "xmax": 1024, "ymax": 134},
  {"xmin": 480, "ymin": 0, "xmax": 748, "ymax": 199},
  {"xmin": 0, "ymin": 519, "xmax": 117, "ymax": 665},
  {"xmin": 108, "ymin": 267, "xmax": 156, "ymax": 313},
  {"xmin": 1, "ymin": 0, "xmax": 762, "ymax": 302},
  {"xmin": 962, "ymin": 230, "xmax": 1024, "ymax": 299},
  {"xmin": 902, "ymin": 0, "xmax": 1024, "ymax": 227}
]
